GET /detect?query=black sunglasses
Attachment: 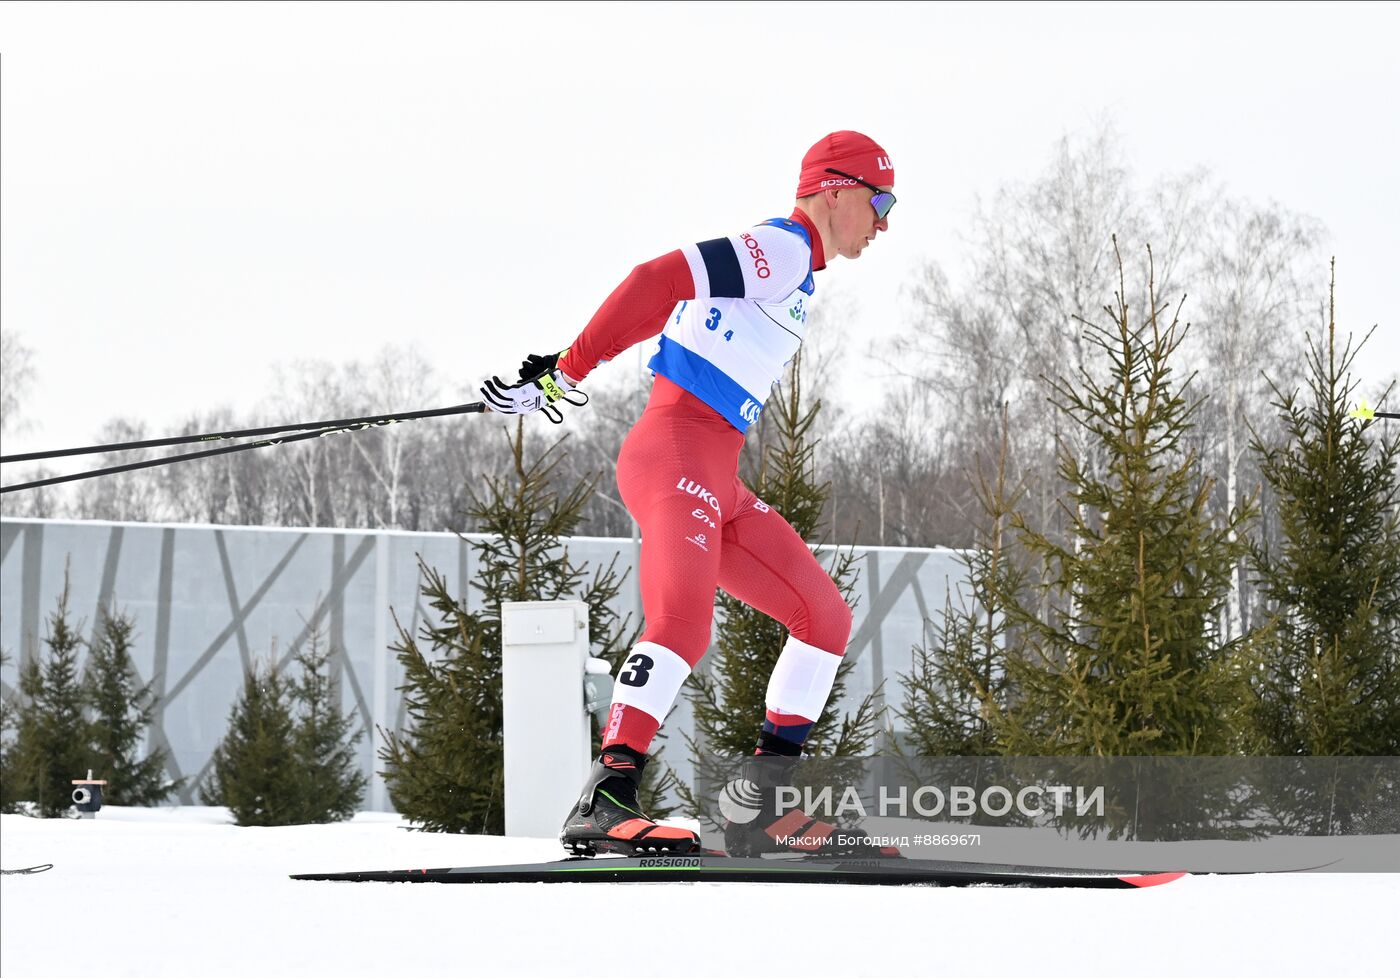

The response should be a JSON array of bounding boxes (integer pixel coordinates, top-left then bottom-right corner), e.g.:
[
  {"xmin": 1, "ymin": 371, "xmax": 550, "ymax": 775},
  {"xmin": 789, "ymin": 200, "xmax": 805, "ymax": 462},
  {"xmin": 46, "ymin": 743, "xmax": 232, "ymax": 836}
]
[{"xmin": 824, "ymin": 167, "xmax": 896, "ymax": 220}]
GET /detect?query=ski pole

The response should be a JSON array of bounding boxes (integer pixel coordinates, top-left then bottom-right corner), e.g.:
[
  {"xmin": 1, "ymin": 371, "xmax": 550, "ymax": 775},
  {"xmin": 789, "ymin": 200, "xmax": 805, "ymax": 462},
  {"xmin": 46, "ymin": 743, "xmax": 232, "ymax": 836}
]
[
  {"xmin": 0, "ymin": 404, "xmax": 486, "ymax": 494},
  {"xmin": 1, "ymin": 401, "xmax": 487, "ymax": 464},
  {"xmin": 1348, "ymin": 401, "xmax": 1398, "ymax": 422}
]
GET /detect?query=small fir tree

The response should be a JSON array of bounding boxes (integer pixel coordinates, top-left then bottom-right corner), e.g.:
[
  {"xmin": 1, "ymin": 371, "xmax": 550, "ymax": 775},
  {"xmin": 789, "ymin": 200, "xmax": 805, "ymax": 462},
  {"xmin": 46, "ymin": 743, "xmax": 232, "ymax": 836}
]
[
  {"xmin": 379, "ymin": 420, "xmax": 637, "ymax": 833},
  {"xmin": 1247, "ymin": 261, "xmax": 1400, "ymax": 756},
  {"xmin": 8, "ymin": 579, "xmax": 95, "ymax": 816},
  {"xmin": 899, "ymin": 405, "xmax": 1028, "ymax": 756},
  {"xmin": 378, "ymin": 570, "xmax": 504, "ymax": 834},
  {"xmin": 0, "ymin": 649, "xmax": 20, "ymax": 813},
  {"xmin": 201, "ymin": 659, "xmax": 301, "ymax": 826},
  {"xmin": 991, "ymin": 240, "xmax": 1259, "ymax": 758},
  {"xmin": 83, "ymin": 606, "xmax": 183, "ymax": 806},
  {"xmin": 287, "ymin": 632, "xmax": 367, "ymax": 823}
]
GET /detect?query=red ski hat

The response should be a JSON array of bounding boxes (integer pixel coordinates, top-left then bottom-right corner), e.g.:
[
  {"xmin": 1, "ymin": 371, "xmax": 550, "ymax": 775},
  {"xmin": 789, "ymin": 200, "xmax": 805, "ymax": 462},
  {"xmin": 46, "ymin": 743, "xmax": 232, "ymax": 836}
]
[{"xmin": 796, "ymin": 131, "xmax": 894, "ymax": 197}]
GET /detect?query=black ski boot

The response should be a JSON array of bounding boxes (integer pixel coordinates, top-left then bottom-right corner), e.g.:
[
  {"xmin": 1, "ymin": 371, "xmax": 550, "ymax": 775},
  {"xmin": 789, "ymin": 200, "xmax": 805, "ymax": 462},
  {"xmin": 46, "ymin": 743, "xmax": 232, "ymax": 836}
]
[
  {"xmin": 721, "ymin": 750, "xmax": 901, "ymax": 859},
  {"xmin": 560, "ymin": 746, "xmax": 700, "ymax": 857}
]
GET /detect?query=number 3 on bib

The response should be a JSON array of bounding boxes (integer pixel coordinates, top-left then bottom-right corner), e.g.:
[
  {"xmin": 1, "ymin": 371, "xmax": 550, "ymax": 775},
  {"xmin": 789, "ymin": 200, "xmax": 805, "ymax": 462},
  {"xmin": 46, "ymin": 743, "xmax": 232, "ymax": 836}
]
[{"xmin": 619, "ymin": 653, "xmax": 654, "ymax": 687}]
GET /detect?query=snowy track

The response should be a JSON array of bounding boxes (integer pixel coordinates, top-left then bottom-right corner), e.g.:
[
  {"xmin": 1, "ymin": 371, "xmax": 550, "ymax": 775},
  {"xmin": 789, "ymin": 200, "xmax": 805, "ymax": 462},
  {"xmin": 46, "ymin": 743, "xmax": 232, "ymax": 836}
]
[{"xmin": 3, "ymin": 807, "xmax": 1394, "ymax": 977}]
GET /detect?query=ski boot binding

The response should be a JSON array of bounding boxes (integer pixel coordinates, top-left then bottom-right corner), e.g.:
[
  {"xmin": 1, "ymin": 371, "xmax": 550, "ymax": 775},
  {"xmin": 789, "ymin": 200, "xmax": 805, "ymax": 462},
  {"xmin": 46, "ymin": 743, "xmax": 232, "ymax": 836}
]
[{"xmin": 560, "ymin": 746, "xmax": 700, "ymax": 858}]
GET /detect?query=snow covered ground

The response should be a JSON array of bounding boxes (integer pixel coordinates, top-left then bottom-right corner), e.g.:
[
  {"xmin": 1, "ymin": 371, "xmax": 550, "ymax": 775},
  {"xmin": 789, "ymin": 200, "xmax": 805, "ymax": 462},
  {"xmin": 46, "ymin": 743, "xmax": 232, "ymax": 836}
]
[{"xmin": 2, "ymin": 806, "xmax": 1395, "ymax": 977}]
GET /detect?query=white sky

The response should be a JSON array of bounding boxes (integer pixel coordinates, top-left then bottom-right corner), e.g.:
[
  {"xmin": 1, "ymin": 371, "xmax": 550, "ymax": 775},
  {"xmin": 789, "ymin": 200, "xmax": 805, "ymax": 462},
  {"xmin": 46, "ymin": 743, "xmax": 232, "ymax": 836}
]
[{"xmin": 2, "ymin": 0, "xmax": 1396, "ymax": 457}]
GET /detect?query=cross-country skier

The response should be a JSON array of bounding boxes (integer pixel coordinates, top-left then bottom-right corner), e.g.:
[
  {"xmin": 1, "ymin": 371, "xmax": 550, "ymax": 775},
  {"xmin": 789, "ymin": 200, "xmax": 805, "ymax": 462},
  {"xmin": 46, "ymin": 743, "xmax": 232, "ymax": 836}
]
[{"xmin": 479, "ymin": 131, "xmax": 897, "ymax": 857}]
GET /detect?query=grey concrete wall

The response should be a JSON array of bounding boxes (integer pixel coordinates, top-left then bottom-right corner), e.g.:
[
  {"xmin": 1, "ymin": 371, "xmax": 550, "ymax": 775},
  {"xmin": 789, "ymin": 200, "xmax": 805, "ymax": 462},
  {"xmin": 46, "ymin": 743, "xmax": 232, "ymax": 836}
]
[{"xmin": 0, "ymin": 518, "xmax": 967, "ymax": 812}]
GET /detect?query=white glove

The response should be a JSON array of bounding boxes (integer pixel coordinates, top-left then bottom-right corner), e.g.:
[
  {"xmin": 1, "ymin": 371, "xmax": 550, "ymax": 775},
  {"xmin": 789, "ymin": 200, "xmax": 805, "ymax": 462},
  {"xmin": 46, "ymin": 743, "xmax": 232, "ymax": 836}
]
[{"xmin": 478, "ymin": 349, "xmax": 587, "ymax": 424}]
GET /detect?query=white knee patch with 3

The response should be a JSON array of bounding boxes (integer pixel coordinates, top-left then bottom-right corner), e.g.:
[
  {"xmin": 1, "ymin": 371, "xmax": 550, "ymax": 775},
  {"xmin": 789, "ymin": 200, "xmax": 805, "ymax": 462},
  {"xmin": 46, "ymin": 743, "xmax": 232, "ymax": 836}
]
[
  {"xmin": 609, "ymin": 641, "xmax": 692, "ymax": 723},
  {"xmin": 766, "ymin": 635, "xmax": 842, "ymax": 721}
]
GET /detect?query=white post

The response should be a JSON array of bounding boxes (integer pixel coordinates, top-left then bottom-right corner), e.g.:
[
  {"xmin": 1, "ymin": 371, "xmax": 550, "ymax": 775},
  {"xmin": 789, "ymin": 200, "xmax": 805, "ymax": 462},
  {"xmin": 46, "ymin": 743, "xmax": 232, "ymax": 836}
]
[{"xmin": 501, "ymin": 600, "xmax": 592, "ymax": 838}]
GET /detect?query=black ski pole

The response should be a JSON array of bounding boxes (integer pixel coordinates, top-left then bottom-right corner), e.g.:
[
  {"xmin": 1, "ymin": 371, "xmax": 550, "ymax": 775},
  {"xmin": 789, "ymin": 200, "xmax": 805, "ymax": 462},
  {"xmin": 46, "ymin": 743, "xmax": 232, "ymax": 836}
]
[
  {"xmin": 0, "ymin": 401, "xmax": 487, "ymax": 464},
  {"xmin": 1348, "ymin": 401, "xmax": 1399, "ymax": 422},
  {"xmin": 1, "ymin": 406, "xmax": 485, "ymax": 494}
]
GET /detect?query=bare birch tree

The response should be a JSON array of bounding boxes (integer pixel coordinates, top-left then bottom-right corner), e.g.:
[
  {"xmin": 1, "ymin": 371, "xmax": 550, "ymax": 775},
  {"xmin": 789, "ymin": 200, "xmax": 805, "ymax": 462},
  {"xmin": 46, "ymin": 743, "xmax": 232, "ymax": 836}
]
[
  {"xmin": 1187, "ymin": 198, "xmax": 1322, "ymax": 640},
  {"xmin": 0, "ymin": 330, "xmax": 37, "ymax": 437}
]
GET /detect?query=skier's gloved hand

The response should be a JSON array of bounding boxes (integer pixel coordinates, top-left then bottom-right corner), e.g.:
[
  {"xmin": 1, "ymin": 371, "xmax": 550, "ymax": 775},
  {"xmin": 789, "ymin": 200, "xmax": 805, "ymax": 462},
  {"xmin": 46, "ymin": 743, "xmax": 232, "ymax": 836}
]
[
  {"xmin": 515, "ymin": 350, "xmax": 566, "ymax": 383},
  {"xmin": 479, "ymin": 348, "xmax": 587, "ymax": 424}
]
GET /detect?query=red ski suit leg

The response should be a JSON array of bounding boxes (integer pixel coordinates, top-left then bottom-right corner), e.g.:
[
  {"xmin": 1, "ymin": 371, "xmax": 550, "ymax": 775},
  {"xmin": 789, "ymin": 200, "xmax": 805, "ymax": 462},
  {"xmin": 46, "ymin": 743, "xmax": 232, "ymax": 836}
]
[
  {"xmin": 616, "ymin": 380, "xmax": 740, "ymax": 668},
  {"xmin": 717, "ymin": 481, "xmax": 853, "ymax": 656},
  {"xmin": 617, "ymin": 377, "xmax": 853, "ymax": 670}
]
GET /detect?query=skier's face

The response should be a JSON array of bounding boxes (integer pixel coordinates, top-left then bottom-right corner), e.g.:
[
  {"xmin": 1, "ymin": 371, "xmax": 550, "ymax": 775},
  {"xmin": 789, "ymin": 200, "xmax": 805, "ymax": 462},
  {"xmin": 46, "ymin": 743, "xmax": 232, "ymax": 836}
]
[{"xmin": 829, "ymin": 184, "xmax": 892, "ymax": 260}]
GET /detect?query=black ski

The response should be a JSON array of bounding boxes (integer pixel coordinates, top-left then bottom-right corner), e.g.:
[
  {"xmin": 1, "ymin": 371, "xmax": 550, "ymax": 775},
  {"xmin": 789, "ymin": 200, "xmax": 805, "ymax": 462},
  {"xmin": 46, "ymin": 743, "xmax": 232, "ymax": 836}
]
[{"xmin": 291, "ymin": 854, "xmax": 1185, "ymax": 889}]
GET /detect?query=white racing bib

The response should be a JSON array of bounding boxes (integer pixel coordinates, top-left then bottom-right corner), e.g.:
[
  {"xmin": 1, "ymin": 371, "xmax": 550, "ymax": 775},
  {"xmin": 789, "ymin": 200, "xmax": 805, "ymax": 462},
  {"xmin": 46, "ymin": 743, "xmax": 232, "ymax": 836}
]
[{"xmin": 648, "ymin": 218, "xmax": 816, "ymax": 431}]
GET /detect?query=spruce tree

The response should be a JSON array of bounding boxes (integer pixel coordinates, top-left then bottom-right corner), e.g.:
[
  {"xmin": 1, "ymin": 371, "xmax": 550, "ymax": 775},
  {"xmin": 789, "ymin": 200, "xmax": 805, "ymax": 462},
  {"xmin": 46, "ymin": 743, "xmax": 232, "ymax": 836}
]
[
  {"xmin": 991, "ymin": 240, "xmax": 1259, "ymax": 758},
  {"xmin": 378, "ymin": 565, "xmax": 504, "ymax": 834},
  {"xmin": 287, "ymin": 632, "xmax": 367, "ymax": 822},
  {"xmin": 899, "ymin": 405, "xmax": 1028, "ymax": 756},
  {"xmin": 83, "ymin": 606, "xmax": 182, "ymax": 806},
  {"xmin": 1247, "ymin": 262, "xmax": 1400, "ymax": 756},
  {"xmin": 201, "ymin": 659, "xmax": 301, "ymax": 826},
  {"xmin": 0, "ymin": 649, "xmax": 20, "ymax": 813},
  {"xmin": 684, "ymin": 352, "xmax": 879, "ymax": 782},
  {"xmin": 379, "ymin": 419, "xmax": 637, "ymax": 833},
  {"xmin": 8, "ymin": 580, "xmax": 95, "ymax": 816}
]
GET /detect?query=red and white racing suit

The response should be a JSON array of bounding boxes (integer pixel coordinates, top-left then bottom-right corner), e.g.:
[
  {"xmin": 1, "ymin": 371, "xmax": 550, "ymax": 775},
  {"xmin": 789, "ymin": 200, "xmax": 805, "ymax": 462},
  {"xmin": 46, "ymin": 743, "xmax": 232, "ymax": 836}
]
[{"xmin": 559, "ymin": 209, "xmax": 851, "ymax": 753}]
